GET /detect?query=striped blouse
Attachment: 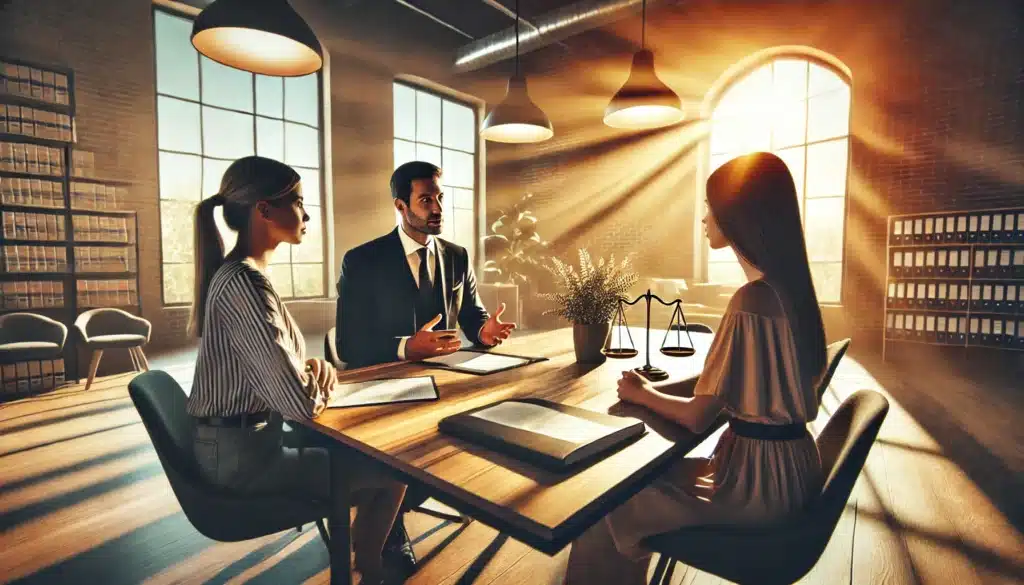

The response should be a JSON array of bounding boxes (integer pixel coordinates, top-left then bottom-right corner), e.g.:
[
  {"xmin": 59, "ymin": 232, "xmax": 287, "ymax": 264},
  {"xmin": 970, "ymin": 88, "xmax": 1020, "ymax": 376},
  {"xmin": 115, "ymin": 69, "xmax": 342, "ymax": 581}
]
[{"xmin": 185, "ymin": 259, "xmax": 325, "ymax": 421}]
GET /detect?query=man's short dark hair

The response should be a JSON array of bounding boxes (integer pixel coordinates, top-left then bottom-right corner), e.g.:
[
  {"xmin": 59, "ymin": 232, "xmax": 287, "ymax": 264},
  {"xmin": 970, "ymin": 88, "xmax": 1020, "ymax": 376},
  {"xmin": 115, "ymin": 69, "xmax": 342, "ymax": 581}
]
[{"xmin": 390, "ymin": 161, "xmax": 441, "ymax": 205}]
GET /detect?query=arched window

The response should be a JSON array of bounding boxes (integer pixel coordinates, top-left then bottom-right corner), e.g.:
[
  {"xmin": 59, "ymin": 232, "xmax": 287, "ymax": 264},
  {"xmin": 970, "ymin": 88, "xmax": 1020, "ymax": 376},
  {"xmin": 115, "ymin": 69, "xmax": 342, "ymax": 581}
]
[{"xmin": 705, "ymin": 56, "xmax": 850, "ymax": 304}]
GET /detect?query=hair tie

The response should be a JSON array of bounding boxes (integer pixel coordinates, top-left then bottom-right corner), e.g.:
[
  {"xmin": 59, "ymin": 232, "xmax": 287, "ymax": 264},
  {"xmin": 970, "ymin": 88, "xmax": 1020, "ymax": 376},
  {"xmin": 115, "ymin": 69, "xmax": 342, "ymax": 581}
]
[{"xmin": 210, "ymin": 193, "xmax": 227, "ymax": 205}]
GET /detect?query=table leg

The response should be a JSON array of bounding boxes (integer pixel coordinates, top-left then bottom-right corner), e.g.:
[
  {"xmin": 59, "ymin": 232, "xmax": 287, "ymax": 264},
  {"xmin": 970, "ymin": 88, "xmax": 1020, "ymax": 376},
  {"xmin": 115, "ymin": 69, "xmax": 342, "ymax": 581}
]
[{"xmin": 330, "ymin": 447, "xmax": 352, "ymax": 585}]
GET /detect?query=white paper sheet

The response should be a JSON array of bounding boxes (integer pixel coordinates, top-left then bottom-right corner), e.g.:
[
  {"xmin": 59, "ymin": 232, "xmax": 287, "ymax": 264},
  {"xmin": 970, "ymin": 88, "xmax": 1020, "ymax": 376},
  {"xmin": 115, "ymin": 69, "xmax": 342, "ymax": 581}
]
[
  {"xmin": 469, "ymin": 401, "xmax": 617, "ymax": 444},
  {"xmin": 423, "ymin": 351, "xmax": 531, "ymax": 373},
  {"xmin": 327, "ymin": 376, "xmax": 437, "ymax": 408}
]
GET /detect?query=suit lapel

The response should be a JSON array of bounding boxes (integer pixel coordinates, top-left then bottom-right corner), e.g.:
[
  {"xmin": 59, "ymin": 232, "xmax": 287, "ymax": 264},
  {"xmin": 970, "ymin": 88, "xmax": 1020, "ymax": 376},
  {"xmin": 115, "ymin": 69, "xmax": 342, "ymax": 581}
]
[{"xmin": 435, "ymin": 238, "xmax": 453, "ymax": 329}]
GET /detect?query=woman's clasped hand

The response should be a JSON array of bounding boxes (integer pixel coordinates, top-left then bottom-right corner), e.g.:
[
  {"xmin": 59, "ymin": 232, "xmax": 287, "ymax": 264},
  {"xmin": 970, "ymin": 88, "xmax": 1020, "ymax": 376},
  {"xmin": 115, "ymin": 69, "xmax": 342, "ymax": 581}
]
[{"xmin": 306, "ymin": 358, "xmax": 338, "ymax": 405}]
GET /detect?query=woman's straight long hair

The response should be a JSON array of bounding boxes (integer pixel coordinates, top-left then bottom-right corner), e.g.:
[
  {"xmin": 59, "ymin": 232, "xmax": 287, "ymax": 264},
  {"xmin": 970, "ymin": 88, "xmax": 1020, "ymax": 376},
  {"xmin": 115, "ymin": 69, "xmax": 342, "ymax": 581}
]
[
  {"xmin": 706, "ymin": 152, "xmax": 827, "ymax": 386},
  {"xmin": 189, "ymin": 156, "xmax": 300, "ymax": 337}
]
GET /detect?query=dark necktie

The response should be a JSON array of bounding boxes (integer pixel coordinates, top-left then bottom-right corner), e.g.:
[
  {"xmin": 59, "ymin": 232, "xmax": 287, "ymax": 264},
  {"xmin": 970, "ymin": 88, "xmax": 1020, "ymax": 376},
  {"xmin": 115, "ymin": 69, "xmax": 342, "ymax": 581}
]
[{"xmin": 417, "ymin": 247, "xmax": 432, "ymax": 302}]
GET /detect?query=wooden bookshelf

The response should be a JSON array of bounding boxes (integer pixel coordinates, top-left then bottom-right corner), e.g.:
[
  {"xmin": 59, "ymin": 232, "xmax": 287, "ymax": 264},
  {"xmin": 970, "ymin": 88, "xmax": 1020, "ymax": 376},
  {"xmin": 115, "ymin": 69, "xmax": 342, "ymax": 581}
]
[
  {"xmin": 0, "ymin": 55, "xmax": 142, "ymax": 393},
  {"xmin": 883, "ymin": 206, "xmax": 1024, "ymax": 361}
]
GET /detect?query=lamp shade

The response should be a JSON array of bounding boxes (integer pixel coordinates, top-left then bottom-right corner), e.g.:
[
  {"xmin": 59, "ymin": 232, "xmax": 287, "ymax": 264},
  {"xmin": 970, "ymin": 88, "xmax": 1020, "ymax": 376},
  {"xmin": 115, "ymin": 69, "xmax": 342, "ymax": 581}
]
[
  {"xmin": 604, "ymin": 50, "xmax": 684, "ymax": 129},
  {"xmin": 191, "ymin": 0, "xmax": 323, "ymax": 77},
  {"xmin": 481, "ymin": 74, "xmax": 554, "ymax": 143}
]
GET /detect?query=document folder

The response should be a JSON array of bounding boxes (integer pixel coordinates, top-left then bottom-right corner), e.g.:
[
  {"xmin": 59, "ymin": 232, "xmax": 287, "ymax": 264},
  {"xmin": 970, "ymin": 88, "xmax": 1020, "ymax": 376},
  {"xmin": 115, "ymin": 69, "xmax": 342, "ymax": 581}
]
[
  {"xmin": 439, "ymin": 398, "xmax": 646, "ymax": 471},
  {"xmin": 420, "ymin": 349, "xmax": 547, "ymax": 375}
]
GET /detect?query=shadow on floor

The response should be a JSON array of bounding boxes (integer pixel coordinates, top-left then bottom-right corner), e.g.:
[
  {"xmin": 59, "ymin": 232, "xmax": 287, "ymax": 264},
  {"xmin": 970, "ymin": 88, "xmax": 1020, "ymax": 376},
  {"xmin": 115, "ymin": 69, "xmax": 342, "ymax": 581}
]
[{"xmin": 853, "ymin": 345, "xmax": 1024, "ymax": 535}]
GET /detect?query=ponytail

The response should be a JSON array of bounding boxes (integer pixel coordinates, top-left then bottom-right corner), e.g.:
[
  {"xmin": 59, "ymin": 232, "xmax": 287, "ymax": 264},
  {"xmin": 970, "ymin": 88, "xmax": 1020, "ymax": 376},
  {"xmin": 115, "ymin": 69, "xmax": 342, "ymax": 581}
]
[{"xmin": 189, "ymin": 193, "xmax": 226, "ymax": 337}]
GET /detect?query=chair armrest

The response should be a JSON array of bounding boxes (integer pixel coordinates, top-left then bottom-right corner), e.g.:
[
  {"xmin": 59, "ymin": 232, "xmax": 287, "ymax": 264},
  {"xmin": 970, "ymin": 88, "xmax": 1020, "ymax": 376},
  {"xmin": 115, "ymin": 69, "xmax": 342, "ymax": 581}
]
[
  {"xmin": 74, "ymin": 310, "xmax": 95, "ymax": 342},
  {"xmin": 123, "ymin": 313, "xmax": 153, "ymax": 341},
  {"xmin": 43, "ymin": 319, "xmax": 69, "ymax": 347}
]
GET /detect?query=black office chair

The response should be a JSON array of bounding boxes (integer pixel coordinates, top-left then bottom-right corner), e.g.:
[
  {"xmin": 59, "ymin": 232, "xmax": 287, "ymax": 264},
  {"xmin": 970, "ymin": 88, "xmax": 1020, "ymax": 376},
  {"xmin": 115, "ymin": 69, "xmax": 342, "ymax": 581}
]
[
  {"xmin": 324, "ymin": 327, "xmax": 346, "ymax": 371},
  {"xmin": 644, "ymin": 389, "xmax": 889, "ymax": 585},
  {"xmin": 669, "ymin": 322, "xmax": 714, "ymax": 335},
  {"xmin": 818, "ymin": 338, "xmax": 851, "ymax": 401},
  {"xmin": 128, "ymin": 370, "xmax": 331, "ymax": 545}
]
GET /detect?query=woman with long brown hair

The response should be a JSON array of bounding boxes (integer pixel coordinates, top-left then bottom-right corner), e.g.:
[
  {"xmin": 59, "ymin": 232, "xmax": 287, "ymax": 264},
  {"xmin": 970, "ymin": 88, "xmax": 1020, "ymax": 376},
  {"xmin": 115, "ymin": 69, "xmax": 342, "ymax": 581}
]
[
  {"xmin": 185, "ymin": 156, "xmax": 407, "ymax": 585},
  {"xmin": 565, "ymin": 152, "xmax": 827, "ymax": 584}
]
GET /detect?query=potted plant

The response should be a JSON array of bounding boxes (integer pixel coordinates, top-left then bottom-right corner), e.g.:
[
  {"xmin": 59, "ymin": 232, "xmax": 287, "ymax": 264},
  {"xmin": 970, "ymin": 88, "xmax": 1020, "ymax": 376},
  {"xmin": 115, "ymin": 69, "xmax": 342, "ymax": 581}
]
[
  {"xmin": 482, "ymin": 193, "xmax": 551, "ymax": 326},
  {"xmin": 540, "ymin": 249, "xmax": 638, "ymax": 364}
]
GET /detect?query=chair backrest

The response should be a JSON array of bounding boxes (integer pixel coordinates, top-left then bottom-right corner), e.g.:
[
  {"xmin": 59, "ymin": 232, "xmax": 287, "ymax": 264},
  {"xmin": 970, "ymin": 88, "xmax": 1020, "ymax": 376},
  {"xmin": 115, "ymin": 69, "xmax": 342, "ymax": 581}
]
[
  {"xmin": 76, "ymin": 307, "xmax": 152, "ymax": 340},
  {"xmin": 324, "ymin": 327, "xmax": 346, "ymax": 369},
  {"xmin": 817, "ymin": 338, "xmax": 851, "ymax": 401},
  {"xmin": 812, "ymin": 389, "xmax": 889, "ymax": 521},
  {"xmin": 128, "ymin": 370, "xmax": 326, "ymax": 542},
  {"xmin": 0, "ymin": 312, "xmax": 68, "ymax": 346},
  {"xmin": 128, "ymin": 370, "xmax": 199, "ymax": 477}
]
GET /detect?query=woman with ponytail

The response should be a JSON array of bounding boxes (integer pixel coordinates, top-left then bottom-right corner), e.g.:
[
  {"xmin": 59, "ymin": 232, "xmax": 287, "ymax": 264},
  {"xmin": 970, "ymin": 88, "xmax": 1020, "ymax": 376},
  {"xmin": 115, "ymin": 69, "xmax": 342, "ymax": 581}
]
[
  {"xmin": 565, "ymin": 152, "xmax": 828, "ymax": 584},
  {"xmin": 185, "ymin": 156, "xmax": 407, "ymax": 585}
]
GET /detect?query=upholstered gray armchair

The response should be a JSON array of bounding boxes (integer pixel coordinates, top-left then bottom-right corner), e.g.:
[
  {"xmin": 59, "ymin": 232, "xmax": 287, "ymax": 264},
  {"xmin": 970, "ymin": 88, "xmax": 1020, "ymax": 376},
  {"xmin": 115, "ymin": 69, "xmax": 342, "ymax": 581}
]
[
  {"xmin": 0, "ymin": 312, "xmax": 69, "ymax": 395},
  {"xmin": 0, "ymin": 312, "xmax": 68, "ymax": 365},
  {"xmin": 75, "ymin": 308, "xmax": 152, "ymax": 391},
  {"xmin": 0, "ymin": 315, "xmax": 69, "ymax": 397}
]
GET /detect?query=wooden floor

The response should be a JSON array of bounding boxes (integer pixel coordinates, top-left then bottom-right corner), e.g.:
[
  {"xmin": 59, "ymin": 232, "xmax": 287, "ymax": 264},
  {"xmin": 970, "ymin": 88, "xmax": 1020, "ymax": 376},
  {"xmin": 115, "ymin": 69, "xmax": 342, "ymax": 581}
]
[{"xmin": 1, "ymin": 342, "xmax": 1022, "ymax": 585}]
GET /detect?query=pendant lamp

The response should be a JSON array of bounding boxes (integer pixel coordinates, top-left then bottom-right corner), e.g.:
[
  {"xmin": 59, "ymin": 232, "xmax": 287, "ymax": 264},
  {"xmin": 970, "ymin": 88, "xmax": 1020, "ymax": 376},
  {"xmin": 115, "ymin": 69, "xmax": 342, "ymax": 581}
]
[
  {"xmin": 604, "ymin": 0, "xmax": 684, "ymax": 129},
  {"xmin": 481, "ymin": 0, "xmax": 553, "ymax": 143},
  {"xmin": 191, "ymin": 0, "xmax": 323, "ymax": 77}
]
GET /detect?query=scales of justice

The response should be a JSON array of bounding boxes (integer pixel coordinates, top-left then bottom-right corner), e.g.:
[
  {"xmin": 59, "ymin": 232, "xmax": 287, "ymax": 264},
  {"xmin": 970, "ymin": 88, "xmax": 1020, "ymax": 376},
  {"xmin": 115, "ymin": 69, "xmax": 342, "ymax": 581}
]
[{"xmin": 602, "ymin": 289, "xmax": 697, "ymax": 381}]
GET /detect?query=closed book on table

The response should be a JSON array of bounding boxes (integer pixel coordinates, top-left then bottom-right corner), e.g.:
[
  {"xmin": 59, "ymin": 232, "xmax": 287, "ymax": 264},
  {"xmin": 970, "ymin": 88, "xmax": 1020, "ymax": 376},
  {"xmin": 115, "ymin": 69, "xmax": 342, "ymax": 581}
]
[{"xmin": 438, "ymin": 398, "xmax": 646, "ymax": 472}]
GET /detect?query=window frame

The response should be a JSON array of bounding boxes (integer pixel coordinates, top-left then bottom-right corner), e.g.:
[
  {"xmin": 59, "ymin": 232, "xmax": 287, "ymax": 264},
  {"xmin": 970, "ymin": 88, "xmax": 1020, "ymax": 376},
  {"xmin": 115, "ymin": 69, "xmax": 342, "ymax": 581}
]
[
  {"xmin": 391, "ymin": 79, "xmax": 482, "ymax": 263},
  {"xmin": 151, "ymin": 5, "xmax": 328, "ymax": 307},
  {"xmin": 699, "ymin": 53, "xmax": 852, "ymax": 306}
]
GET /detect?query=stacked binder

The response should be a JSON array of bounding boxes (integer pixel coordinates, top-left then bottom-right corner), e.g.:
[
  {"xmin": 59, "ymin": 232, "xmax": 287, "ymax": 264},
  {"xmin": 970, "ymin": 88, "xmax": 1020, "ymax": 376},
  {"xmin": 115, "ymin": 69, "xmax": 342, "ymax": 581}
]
[{"xmin": 884, "ymin": 206, "xmax": 1024, "ymax": 358}]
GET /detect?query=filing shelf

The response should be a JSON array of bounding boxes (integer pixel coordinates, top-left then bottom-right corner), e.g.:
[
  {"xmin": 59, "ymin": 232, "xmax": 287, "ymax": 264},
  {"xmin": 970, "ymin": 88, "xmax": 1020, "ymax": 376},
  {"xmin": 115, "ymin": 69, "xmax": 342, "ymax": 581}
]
[
  {"xmin": 883, "ymin": 206, "xmax": 1024, "ymax": 361},
  {"xmin": 0, "ymin": 55, "xmax": 142, "ymax": 391}
]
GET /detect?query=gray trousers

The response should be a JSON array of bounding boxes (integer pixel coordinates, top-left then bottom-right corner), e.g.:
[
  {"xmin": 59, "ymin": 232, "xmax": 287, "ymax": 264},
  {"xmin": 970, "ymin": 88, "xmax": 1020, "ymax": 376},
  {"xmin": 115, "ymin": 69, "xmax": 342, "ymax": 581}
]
[{"xmin": 192, "ymin": 415, "xmax": 395, "ymax": 503}]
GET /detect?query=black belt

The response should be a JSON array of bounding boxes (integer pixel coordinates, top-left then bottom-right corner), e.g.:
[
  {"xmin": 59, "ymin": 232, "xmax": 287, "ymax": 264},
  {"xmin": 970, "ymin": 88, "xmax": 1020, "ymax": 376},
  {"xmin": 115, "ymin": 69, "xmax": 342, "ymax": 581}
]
[
  {"xmin": 729, "ymin": 418, "xmax": 808, "ymax": 441},
  {"xmin": 196, "ymin": 411, "xmax": 272, "ymax": 428}
]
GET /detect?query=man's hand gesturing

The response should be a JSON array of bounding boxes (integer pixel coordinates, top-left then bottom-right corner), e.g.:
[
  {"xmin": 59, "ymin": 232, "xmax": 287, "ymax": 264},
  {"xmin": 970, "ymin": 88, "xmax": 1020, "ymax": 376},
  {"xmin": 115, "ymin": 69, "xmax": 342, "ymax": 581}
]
[{"xmin": 405, "ymin": 314, "xmax": 461, "ymax": 361}]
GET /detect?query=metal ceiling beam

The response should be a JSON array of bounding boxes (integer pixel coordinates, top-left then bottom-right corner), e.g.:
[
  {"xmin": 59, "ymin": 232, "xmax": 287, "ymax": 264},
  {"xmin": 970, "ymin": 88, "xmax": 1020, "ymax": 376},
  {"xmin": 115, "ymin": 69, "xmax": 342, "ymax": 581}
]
[
  {"xmin": 392, "ymin": 0, "xmax": 474, "ymax": 39},
  {"xmin": 454, "ymin": 0, "xmax": 670, "ymax": 72},
  {"xmin": 479, "ymin": 0, "xmax": 541, "ymax": 34},
  {"xmin": 478, "ymin": 0, "xmax": 570, "ymax": 54}
]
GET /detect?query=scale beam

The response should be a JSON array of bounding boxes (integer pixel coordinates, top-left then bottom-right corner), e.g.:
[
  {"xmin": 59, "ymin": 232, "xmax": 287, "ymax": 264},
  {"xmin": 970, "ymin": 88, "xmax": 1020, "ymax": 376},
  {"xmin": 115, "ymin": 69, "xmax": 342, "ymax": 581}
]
[{"xmin": 602, "ymin": 289, "xmax": 697, "ymax": 381}]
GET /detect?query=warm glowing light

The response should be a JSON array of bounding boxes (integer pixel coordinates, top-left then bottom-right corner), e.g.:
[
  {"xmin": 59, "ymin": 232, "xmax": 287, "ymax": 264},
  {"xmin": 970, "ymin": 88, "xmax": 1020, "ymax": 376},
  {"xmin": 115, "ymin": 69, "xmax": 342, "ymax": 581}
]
[
  {"xmin": 706, "ymin": 57, "xmax": 851, "ymax": 302},
  {"xmin": 482, "ymin": 74, "xmax": 553, "ymax": 144},
  {"xmin": 481, "ymin": 122, "xmax": 554, "ymax": 143},
  {"xmin": 192, "ymin": 28, "xmax": 322, "ymax": 76},
  {"xmin": 605, "ymin": 50, "xmax": 684, "ymax": 131},
  {"xmin": 604, "ymin": 104, "xmax": 685, "ymax": 129},
  {"xmin": 191, "ymin": 0, "xmax": 323, "ymax": 77}
]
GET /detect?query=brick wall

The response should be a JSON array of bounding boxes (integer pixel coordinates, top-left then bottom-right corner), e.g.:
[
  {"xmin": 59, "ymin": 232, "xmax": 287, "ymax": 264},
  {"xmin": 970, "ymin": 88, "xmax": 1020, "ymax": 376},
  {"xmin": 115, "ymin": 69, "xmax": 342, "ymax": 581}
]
[
  {"xmin": 482, "ymin": 0, "xmax": 1024, "ymax": 352},
  {"xmin": 0, "ymin": 0, "xmax": 475, "ymax": 367},
  {"xmin": 2, "ymin": 0, "xmax": 1022, "ymax": 365}
]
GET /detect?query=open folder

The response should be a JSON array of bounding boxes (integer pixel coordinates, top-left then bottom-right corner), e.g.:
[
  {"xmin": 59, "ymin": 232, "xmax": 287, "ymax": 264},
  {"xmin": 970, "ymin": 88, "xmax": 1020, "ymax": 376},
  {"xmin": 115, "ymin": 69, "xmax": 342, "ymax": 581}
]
[
  {"xmin": 327, "ymin": 376, "xmax": 439, "ymax": 409},
  {"xmin": 420, "ymin": 349, "xmax": 547, "ymax": 375},
  {"xmin": 439, "ymin": 398, "xmax": 646, "ymax": 471}
]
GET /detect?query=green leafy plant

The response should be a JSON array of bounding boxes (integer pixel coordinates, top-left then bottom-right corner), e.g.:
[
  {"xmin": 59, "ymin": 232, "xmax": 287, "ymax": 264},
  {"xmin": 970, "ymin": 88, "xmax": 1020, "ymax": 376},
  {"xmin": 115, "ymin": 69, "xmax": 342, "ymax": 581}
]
[
  {"xmin": 483, "ymin": 193, "xmax": 550, "ymax": 286},
  {"xmin": 540, "ymin": 249, "xmax": 638, "ymax": 325}
]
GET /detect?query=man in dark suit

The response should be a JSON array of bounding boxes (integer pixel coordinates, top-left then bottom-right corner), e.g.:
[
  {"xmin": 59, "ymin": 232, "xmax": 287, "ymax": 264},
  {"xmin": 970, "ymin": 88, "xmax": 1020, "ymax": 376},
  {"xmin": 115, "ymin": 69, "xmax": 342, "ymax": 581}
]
[
  {"xmin": 337, "ymin": 161, "xmax": 515, "ymax": 368},
  {"xmin": 336, "ymin": 160, "xmax": 516, "ymax": 569}
]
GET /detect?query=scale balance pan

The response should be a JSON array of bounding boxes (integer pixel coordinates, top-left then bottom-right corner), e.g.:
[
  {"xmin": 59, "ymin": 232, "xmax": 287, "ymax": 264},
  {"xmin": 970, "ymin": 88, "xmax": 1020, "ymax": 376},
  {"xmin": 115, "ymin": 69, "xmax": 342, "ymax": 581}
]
[
  {"xmin": 660, "ymin": 346, "xmax": 696, "ymax": 357},
  {"xmin": 602, "ymin": 347, "xmax": 639, "ymax": 359}
]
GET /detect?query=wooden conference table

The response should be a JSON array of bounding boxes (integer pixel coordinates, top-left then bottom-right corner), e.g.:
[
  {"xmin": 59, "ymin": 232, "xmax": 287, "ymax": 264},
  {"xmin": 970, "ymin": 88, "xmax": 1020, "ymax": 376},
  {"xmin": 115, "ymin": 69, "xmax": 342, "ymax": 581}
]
[{"xmin": 303, "ymin": 327, "xmax": 719, "ymax": 585}]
